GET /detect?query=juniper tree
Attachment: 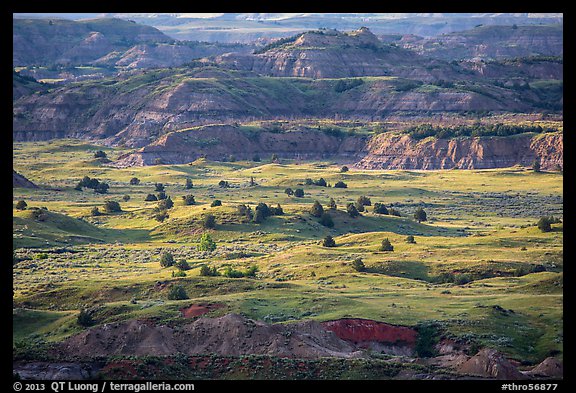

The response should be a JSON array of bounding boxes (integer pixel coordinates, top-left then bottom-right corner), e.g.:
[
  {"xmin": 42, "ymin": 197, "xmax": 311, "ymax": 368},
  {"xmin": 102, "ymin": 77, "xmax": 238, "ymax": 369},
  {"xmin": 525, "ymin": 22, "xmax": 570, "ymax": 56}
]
[{"xmin": 310, "ymin": 200, "xmax": 324, "ymax": 217}]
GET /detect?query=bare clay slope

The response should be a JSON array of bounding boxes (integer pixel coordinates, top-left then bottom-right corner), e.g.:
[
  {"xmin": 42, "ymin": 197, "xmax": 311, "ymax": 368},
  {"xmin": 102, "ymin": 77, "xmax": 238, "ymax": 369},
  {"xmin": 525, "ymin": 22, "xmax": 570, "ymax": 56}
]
[
  {"xmin": 355, "ymin": 132, "xmax": 563, "ymax": 170},
  {"xmin": 58, "ymin": 314, "xmax": 361, "ymax": 359},
  {"xmin": 115, "ymin": 124, "xmax": 369, "ymax": 166}
]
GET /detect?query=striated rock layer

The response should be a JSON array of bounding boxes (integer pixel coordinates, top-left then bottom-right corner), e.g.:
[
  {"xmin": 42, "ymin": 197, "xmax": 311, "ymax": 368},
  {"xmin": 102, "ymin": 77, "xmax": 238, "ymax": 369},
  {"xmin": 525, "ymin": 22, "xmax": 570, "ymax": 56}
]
[
  {"xmin": 114, "ymin": 124, "xmax": 369, "ymax": 167},
  {"xmin": 355, "ymin": 132, "xmax": 562, "ymax": 171}
]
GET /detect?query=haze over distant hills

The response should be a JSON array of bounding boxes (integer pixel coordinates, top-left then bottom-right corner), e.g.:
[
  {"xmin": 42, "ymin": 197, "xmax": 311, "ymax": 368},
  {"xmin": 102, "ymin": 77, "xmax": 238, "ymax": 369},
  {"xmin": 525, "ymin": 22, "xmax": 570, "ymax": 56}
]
[{"xmin": 14, "ymin": 13, "xmax": 562, "ymax": 42}]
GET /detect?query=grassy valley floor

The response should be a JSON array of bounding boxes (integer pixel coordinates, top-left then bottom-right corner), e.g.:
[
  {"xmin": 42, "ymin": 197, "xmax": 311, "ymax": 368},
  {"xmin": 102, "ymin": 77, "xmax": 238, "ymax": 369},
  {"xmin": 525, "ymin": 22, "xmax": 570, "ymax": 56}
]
[{"xmin": 13, "ymin": 139, "xmax": 563, "ymax": 377}]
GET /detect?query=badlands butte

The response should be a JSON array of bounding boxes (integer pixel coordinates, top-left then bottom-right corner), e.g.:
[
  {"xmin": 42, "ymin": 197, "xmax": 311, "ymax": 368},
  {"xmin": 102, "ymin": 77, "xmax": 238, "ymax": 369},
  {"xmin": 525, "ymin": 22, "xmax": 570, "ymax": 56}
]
[
  {"xmin": 13, "ymin": 23, "xmax": 563, "ymax": 170},
  {"xmin": 13, "ymin": 16, "xmax": 563, "ymax": 381}
]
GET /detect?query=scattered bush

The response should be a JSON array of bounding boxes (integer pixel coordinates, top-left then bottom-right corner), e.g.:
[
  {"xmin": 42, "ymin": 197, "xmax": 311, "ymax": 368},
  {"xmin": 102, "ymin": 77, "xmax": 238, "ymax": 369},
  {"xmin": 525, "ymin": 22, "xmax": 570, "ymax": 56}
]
[
  {"xmin": 158, "ymin": 196, "xmax": 174, "ymax": 210},
  {"xmin": 218, "ymin": 180, "xmax": 230, "ymax": 188},
  {"xmin": 31, "ymin": 208, "xmax": 48, "ymax": 221},
  {"xmin": 160, "ymin": 252, "xmax": 175, "ymax": 267},
  {"xmin": 271, "ymin": 153, "xmax": 279, "ymax": 162},
  {"xmin": 15, "ymin": 200, "xmax": 27, "ymax": 210},
  {"xmin": 389, "ymin": 208, "xmax": 401, "ymax": 217},
  {"xmin": 415, "ymin": 322, "xmax": 440, "ymax": 358},
  {"xmin": 175, "ymin": 259, "xmax": 190, "ymax": 271},
  {"xmin": 315, "ymin": 178, "xmax": 327, "ymax": 187},
  {"xmin": 537, "ymin": 216, "xmax": 554, "ymax": 232},
  {"xmin": 414, "ymin": 207, "xmax": 427, "ymax": 222},
  {"xmin": 122, "ymin": 195, "xmax": 130, "ymax": 202},
  {"xmin": 406, "ymin": 123, "xmax": 554, "ymax": 140},
  {"xmin": 157, "ymin": 191, "xmax": 167, "ymax": 200},
  {"xmin": 197, "ymin": 233, "xmax": 217, "ymax": 252},
  {"xmin": 284, "ymin": 188, "xmax": 294, "ymax": 196},
  {"xmin": 334, "ymin": 181, "xmax": 348, "ymax": 188},
  {"xmin": 373, "ymin": 203, "xmax": 388, "ymax": 214},
  {"xmin": 319, "ymin": 212, "xmax": 334, "ymax": 228},
  {"xmin": 355, "ymin": 202, "xmax": 365, "ymax": 212},
  {"xmin": 346, "ymin": 203, "xmax": 360, "ymax": 218},
  {"xmin": 145, "ymin": 194, "xmax": 158, "ymax": 202},
  {"xmin": 310, "ymin": 201, "xmax": 324, "ymax": 218},
  {"xmin": 357, "ymin": 196, "xmax": 372, "ymax": 207},
  {"xmin": 203, "ymin": 214, "xmax": 216, "ymax": 229},
  {"xmin": 334, "ymin": 78, "xmax": 364, "ymax": 93},
  {"xmin": 211, "ymin": 200, "xmax": 222, "ymax": 207},
  {"xmin": 90, "ymin": 207, "xmax": 101, "ymax": 216},
  {"xmin": 199, "ymin": 265, "xmax": 220, "ymax": 276},
  {"xmin": 154, "ymin": 183, "xmax": 165, "ymax": 192},
  {"xmin": 185, "ymin": 178, "xmax": 193, "ymax": 189},
  {"xmin": 77, "ymin": 309, "xmax": 95, "ymax": 327},
  {"xmin": 94, "ymin": 182, "xmax": 109, "ymax": 194},
  {"xmin": 270, "ymin": 204, "xmax": 284, "ymax": 216},
  {"xmin": 167, "ymin": 285, "xmax": 188, "ymax": 300},
  {"xmin": 340, "ymin": 166, "xmax": 349, "ymax": 173},
  {"xmin": 405, "ymin": 235, "xmax": 416, "ymax": 244},
  {"xmin": 129, "ymin": 177, "xmax": 140, "ymax": 185},
  {"xmin": 380, "ymin": 238, "xmax": 394, "ymax": 251},
  {"xmin": 323, "ymin": 235, "xmax": 336, "ymax": 247},
  {"xmin": 294, "ymin": 188, "xmax": 305, "ymax": 198},
  {"xmin": 104, "ymin": 200, "xmax": 122, "ymax": 213},
  {"xmin": 328, "ymin": 198, "xmax": 337, "ymax": 210},
  {"xmin": 182, "ymin": 195, "xmax": 195, "ymax": 205},
  {"xmin": 237, "ymin": 204, "xmax": 254, "ymax": 222},
  {"xmin": 455, "ymin": 274, "xmax": 472, "ymax": 285},
  {"xmin": 532, "ymin": 159, "xmax": 541, "ymax": 172},
  {"xmin": 172, "ymin": 270, "xmax": 187, "ymax": 277},
  {"xmin": 94, "ymin": 150, "xmax": 107, "ymax": 159},
  {"xmin": 351, "ymin": 258, "xmax": 365, "ymax": 272}
]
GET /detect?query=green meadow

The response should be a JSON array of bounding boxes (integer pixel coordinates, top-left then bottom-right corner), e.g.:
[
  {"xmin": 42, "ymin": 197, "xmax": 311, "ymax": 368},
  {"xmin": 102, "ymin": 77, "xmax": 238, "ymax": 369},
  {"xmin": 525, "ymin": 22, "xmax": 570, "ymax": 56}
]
[{"xmin": 13, "ymin": 139, "xmax": 563, "ymax": 364}]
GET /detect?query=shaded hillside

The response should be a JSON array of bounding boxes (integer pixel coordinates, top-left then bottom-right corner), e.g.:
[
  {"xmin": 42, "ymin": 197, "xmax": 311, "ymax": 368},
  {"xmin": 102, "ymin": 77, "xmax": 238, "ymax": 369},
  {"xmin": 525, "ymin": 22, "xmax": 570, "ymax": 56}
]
[
  {"xmin": 13, "ymin": 71, "xmax": 48, "ymax": 100},
  {"xmin": 114, "ymin": 124, "xmax": 369, "ymax": 166},
  {"xmin": 13, "ymin": 18, "xmax": 252, "ymax": 81},
  {"xmin": 13, "ymin": 170, "xmax": 38, "ymax": 188},
  {"xmin": 13, "ymin": 18, "xmax": 174, "ymax": 66},
  {"xmin": 92, "ymin": 42, "xmax": 251, "ymax": 69},
  {"xmin": 13, "ymin": 66, "xmax": 559, "ymax": 147},
  {"xmin": 399, "ymin": 25, "xmax": 563, "ymax": 61}
]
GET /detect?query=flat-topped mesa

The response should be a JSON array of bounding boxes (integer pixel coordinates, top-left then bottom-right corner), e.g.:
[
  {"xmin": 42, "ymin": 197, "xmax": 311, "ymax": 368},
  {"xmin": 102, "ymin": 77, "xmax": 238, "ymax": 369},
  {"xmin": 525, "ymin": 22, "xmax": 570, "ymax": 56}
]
[
  {"xmin": 215, "ymin": 27, "xmax": 429, "ymax": 79},
  {"xmin": 291, "ymin": 27, "xmax": 382, "ymax": 49}
]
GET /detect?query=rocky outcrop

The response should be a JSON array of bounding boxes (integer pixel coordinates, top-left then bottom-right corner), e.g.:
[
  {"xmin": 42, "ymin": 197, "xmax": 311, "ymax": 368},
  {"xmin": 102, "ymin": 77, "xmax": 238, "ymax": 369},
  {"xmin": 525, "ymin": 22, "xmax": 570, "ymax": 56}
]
[
  {"xmin": 456, "ymin": 348, "xmax": 527, "ymax": 379},
  {"xmin": 526, "ymin": 357, "xmax": 563, "ymax": 378},
  {"xmin": 13, "ymin": 170, "xmax": 37, "ymax": 188},
  {"xmin": 355, "ymin": 132, "xmax": 562, "ymax": 170},
  {"xmin": 114, "ymin": 124, "xmax": 369, "ymax": 166}
]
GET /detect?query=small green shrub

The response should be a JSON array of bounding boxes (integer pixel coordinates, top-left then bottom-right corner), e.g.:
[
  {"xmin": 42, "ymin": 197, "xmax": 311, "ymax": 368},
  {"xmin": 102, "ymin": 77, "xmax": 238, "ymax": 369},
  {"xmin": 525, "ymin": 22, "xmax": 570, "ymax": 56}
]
[
  {"xmin": 160, "ymin": 252, "xmax": 175, "ymax": 267},
  {"xmin": 167, "ymin": 285, "xmax": 188, "ymax": 300}
]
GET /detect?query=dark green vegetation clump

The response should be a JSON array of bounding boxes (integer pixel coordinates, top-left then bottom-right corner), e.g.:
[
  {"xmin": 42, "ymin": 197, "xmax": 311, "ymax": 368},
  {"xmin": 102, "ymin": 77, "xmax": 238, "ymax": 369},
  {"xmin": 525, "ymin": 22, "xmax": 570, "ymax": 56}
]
[
  {"xmin": 406, "ymin": 123, "xmax": 559, "ymax": 140},
  {"xmin": 167, "ymin": 285, "xmax": 188, "ymax": 300}
]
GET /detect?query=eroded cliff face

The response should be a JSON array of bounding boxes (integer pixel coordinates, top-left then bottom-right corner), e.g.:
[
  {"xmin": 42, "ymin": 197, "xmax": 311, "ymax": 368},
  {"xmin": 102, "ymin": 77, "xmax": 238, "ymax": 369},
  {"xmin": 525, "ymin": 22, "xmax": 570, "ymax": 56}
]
[
  {"xmin": 215, "ymin": 28, "xmax": 458, "ymax": 82},
  {"xmin": 114, "ymin": 124, "xmax": 369, "ymax": 167},
  {"xmin": 114, "ymin": 124, "xmax": 562, "ymax": 171},
  {"xmin": 355, "ymin": 132, "xmax": 562, "ymax": 170}
]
